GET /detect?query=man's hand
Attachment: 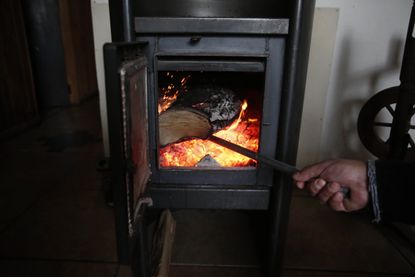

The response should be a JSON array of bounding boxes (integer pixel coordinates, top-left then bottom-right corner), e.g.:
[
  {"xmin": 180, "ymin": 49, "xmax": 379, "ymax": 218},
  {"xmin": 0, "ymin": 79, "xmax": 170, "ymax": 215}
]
[{"xmin": 292, "ymin": 159, "xmax": 369, "ymax": 212}]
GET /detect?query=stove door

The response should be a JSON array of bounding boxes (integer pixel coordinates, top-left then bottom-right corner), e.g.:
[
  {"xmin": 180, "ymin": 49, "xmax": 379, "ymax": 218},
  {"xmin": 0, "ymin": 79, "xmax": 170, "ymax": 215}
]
[
  {"xmin": 119, "ymin": 56, "xmax": 151, "ymax": 210},
  {"xmin": 104, "ymin": 42, "xmax": 151, "ymax": 265}
]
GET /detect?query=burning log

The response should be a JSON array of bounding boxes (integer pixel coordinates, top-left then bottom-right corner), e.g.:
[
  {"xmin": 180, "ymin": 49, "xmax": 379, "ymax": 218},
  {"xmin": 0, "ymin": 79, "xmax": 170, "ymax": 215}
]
[
  {"xmin": 159, "ymin": 87, "xmax": 242, "ymax": 146},
  {"xmin": 159, "ymin": 108, "xmax": 211, "ymax": 146}
]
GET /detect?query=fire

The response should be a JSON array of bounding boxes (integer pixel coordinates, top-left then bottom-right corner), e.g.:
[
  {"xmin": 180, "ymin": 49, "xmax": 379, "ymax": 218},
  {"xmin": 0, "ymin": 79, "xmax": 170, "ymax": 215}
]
[
  {"xmin": 158, "ymin": 72, "xmax": 260, "ymax": 168},
  {"xmin": 160, "ymin": 99, "xmax": 259, "ymax": 167},
  {"xmin": 158, "ymin": 73, "xmax": 190, "ymax": 113}
]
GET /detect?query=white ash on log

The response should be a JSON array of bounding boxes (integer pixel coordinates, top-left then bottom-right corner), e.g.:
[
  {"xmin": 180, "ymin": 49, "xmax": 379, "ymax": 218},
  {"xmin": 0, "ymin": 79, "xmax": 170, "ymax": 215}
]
[
  {"xmin": 195, "ymin": 154, "xmax": 221, "ymax": 167},
  {"xmin": 159, "ymin": 87, "xmax": 242, "ymax": 146}
]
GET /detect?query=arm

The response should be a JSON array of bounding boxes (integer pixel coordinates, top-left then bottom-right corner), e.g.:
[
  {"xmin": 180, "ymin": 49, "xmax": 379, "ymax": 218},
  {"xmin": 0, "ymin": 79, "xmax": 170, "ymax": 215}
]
[
  {"xmin": 374, "ymin": 160, "xmax": 415, "ymax": 224},
  {"xmin": 293, "ymin": 159, "xmax": 415, "ymax": 224}
]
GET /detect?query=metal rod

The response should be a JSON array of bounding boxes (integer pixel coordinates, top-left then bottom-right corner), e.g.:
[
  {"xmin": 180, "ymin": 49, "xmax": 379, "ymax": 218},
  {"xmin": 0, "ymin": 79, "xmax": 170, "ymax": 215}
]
[
  {"xmin": 122, "ymin": 0, "xmax": 134, "ymax": 42},
  {"xmin": 209, "ymin": 135, "xmax": 298, "ymax": 174}
]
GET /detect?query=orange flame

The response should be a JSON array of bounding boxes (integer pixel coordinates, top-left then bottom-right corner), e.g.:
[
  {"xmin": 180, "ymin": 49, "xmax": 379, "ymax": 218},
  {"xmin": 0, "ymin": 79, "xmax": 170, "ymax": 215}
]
[{"xmin": 159, "ymin": 99, "xmax": 259, "ymax": 167}]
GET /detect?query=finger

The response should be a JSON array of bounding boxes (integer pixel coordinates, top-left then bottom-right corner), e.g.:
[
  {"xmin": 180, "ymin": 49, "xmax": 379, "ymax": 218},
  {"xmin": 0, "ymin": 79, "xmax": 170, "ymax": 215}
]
[
  {"xmin": 343, "ymin": 198, "xmax": 355, "ymax": 212},
  {"xmin": 317, "ymin": 182, "xmax": 341, "ymax": 203},
  {"xmin": 295, "ymin": 181, "xmax": 305, "ymax": 189},
  {"xmin": 342, "ymin": 193, "xmax": 369, "ymax": 212},
  {"xmin": 307, "ymin": 178, "xmax": 327, "ymax": 196},
  {"xmin": 328, "ymin": 191, "xmax": 346, "ymax": 212},
  {"xmin": 293, "ymin": 160, "xmax": 335, "ymax": 182}
]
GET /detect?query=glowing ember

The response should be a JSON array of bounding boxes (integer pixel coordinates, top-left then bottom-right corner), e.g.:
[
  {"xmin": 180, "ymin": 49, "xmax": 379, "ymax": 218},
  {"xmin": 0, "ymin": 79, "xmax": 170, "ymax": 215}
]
[
  {"xmin": 158, "ymin": 73, "xmax": 190, "ymax": 113},
  {"xmin": 160, "ymin": 100, "xmax": 260, "ymax": 167}
]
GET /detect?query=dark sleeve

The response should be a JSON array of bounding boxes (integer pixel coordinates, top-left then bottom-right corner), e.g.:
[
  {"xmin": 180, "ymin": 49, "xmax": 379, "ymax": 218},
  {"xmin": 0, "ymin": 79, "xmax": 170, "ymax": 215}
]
[{"xmin": 375, "ymin": 160, "xmax": 415, "ymax": 224}]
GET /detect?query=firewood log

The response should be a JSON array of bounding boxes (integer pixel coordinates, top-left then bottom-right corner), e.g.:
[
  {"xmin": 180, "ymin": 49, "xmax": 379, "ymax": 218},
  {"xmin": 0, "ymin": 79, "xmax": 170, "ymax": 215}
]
[
  {"xmin": 159, "ymin": 86, "xmax": 241, "ymax": 146},
  {"xmin": 158, "ymin": 108, "xmax": 212, "ymax": 146}
]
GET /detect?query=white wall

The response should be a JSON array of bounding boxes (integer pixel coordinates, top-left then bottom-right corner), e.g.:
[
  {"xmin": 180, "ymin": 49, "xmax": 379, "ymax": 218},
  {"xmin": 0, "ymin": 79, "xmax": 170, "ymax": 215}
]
[
  {"xmin": 91, "ymin": 0, "xmax": 112, "ymax": 158},
  {"xmin": 296, "ymin": 7, "xmax": 339, "ymax": 167},
  {"xmin": 297, "ymin": 0, "xmax": 412, "ymax": 166}
]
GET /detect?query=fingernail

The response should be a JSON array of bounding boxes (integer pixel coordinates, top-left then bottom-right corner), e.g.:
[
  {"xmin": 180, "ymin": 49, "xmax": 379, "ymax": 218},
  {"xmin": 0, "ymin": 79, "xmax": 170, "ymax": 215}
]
[{"xmin": 316, "ymin": 179, "xmax": 326, "ymax": 189}]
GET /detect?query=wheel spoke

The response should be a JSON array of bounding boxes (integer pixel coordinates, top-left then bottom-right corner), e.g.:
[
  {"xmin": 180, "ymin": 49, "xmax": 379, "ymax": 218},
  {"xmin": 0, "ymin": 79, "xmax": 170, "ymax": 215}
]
[
  {"xmin": 409, "ymin": 137, "xmax": 415, "ymax": 148},
  {"xmin": 373, "ymin": 121, "xmax": 393, "ymax": 128},
  {"xmin": 409, "ymin": 105, "xmax": 415, "ymax": 129},
  {"xmin": 386, "ymin": 105, "xmax": 395, "ymax": 116}
]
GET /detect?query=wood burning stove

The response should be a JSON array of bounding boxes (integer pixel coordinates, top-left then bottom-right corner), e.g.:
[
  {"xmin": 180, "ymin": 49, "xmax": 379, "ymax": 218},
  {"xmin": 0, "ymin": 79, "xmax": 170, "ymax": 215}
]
[{"xmin": 104, "ymin": 0, "xmax": 315, "ymax": 276}]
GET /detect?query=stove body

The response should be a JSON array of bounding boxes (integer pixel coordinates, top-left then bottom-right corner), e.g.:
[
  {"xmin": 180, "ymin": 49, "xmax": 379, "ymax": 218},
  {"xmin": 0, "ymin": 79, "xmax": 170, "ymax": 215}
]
[
  {"xmin": 139, "ymin": 17, "xmax": 287, "ymax": 208},
  {"xmin": 104, "ymin": 1, "xmax": 315, "ymax": 276}
]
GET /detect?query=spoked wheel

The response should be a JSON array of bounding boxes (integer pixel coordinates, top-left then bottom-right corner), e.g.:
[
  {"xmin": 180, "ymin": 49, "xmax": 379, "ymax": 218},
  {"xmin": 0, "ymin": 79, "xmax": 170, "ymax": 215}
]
[{"xmin": 357, "ymin": 86, "xmax": 415, "ymax": 160}]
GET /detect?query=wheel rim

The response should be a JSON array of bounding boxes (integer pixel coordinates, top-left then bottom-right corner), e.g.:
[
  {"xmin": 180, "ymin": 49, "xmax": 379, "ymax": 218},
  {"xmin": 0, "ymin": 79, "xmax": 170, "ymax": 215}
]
[{"xmin": 357, "ymin": 87, "xmax": 415, "ymax": 160}]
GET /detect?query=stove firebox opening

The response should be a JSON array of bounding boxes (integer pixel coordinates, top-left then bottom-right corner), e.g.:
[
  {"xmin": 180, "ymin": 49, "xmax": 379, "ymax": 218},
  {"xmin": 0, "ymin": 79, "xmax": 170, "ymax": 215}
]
[{"xmin": 157, "ymin": 70, "xmax": 264, "ymax": 169}]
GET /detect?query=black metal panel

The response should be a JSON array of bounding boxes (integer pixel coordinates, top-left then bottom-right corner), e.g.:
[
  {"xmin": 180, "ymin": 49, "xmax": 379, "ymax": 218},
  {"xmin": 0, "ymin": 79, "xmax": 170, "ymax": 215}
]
[
  {"xmin": 257, "ymin": 37, "xmax": 286, "ymax": 184},
  {"xmin": 150, "ymin": 184, "xmax": 270, "ymax": 210},
  {"xmin": 134, "ymin": 0, "xmax": 291, "ymax": 18},
  {"xmin": 157, "ymin": 169, "xmax": 257, "ymax": 186},
  {"xmin": 157, "ymin": 57, "xmax": 265, "ymax": 72},
  {"xmin": 108, "ymin": 0, "xmax": 124, "ymax": 41},
  {"xmin": 108, "ymin": 0, "xmax": 135, "ymax": 42},
  {"xmin": 266, "ymin": 0, "xmax": 316, "ymax": 276},
  {"xmin": 277, "ymin": 1, "xmax": 316, "ymax": 165},
  {"xmin": 155, "ymin": 36, "xmax": 271, "ymax": 56},
  {"xmin": 144, "ymin": 36, "xmax": 286, "ymax": 189},
  {"xmin": 135, "ymin": 17, "xmax": 289, "ymax": 34}
]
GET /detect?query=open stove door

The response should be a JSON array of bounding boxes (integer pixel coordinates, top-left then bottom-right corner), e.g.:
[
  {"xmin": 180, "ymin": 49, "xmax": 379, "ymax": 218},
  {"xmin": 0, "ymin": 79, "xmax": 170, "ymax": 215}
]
[{"xmin": 104, "ymin": 42, "xmax": 152, "ymax": 272}]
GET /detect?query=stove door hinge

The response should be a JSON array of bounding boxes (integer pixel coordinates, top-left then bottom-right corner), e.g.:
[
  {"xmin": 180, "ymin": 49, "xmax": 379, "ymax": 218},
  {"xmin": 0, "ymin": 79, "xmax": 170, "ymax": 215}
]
[
  {"xmin": 132, "ymin": 196, "xmax": 153, "ymax": 228},
  {"xmin": 137, "ymin": 196, "xmax": 153, "ymax": 211}
]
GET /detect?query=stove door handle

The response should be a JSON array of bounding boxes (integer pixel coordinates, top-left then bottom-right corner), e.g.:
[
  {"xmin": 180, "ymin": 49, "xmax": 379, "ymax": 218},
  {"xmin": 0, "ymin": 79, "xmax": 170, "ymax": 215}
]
[{"xmin": 189, "ymin": 36, "xmax": 202, "ymax": 44}]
